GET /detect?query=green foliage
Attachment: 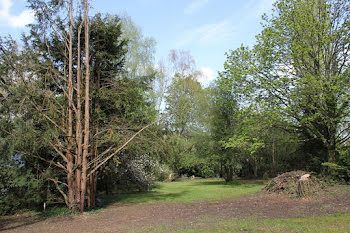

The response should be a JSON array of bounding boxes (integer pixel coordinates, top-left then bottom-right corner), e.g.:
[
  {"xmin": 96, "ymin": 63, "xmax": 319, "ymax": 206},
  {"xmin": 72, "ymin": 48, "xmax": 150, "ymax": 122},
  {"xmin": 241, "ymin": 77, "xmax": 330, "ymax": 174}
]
[
  {"xmin": 120, "ymin": 14, "xmax": 156, "ymax": 77},
  {"xmin": 154, "ymin": 163, "xmax": 173, "ymax": 181},
  {"xmin": 218, "ymin": 0, "xmax": 350, "ymax": 178},
  {"xmin": 166, "ymin": 75, "xmax": 203, "ymax": 136},
  {"xmin": 0, "ymin": 7, "xmax": 161, "ymax": 213},
  {"xmin": 322, "ymin": 162, "xmax": 350, "ymax": 183},
  {"xmin": 0, "ymin": 162, "xmax": 43, "ymax": 215}
]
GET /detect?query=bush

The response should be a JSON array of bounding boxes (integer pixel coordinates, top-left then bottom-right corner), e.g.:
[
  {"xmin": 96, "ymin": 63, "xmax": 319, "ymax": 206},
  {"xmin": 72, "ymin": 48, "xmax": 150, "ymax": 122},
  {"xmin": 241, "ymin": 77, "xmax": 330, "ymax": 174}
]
[
  {"xmin": 0, "ymin": 167, "xmax": 42, "ymax": 215},
  {"xmin": 322, "ymin": 162, "xmax": 350, "ymax": 183},
  {"xmin": 175, "ymin": 154, "xmax": 215, "ymax": 178},
  {"xmin": 154, "ymin": 163, "xmax": 173, "ymax": 181},
  {"xmin": 198, "ymin": 164, "xmax": 215, "ymax": 178},
  {"xmin": 117, "ymin": 154, "xmax": 157, "ymax": 192}
]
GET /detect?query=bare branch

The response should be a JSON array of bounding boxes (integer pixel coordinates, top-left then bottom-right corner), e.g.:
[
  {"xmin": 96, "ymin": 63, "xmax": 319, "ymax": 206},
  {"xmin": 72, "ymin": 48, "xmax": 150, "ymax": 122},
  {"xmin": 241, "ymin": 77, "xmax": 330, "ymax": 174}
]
[
  {"xmin": 87, "ymin": 114, "xmax": 169, "ymax": 177},
  {"xmin": 48, "ymin": 178, "xmax": 69, "ymax": 207},
  {"xmin": 31, "ymin": 154, "xmax": 67, "ymax": 172}
]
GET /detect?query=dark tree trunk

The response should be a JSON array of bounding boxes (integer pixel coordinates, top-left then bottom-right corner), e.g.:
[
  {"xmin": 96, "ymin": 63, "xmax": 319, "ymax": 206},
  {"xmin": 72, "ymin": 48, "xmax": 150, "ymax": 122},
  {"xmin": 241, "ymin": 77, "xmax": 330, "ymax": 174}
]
[{"xmin": 224, "ymin": 165, "xmax": 234, "ymax": 182}]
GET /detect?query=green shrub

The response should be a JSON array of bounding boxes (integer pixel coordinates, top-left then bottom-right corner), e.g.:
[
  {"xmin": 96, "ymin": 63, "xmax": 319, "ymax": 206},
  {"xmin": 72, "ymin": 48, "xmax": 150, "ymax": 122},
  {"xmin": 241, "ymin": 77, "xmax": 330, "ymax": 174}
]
[
  {"xmin": 0, "ymin": 167, "xmax": 43, "ymax": 215},
  {"xmin": 198, "ymin": 164, "xmax": 215, "ymax": 178},
  {"xmin": 322, "ymin": 162, "xmax": 350, "ymax": 183},
  {"xmin": 155, "ymin": 163, "xmax": 173, "ymax": 181}
]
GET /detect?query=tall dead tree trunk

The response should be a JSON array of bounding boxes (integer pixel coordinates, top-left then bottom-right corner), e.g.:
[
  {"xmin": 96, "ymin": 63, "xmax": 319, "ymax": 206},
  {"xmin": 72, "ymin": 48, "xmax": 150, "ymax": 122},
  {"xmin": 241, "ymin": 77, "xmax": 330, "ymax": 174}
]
[
  {"xmin": 75, "ymin": 22, "xmax": 83, "ymax": 207},
  {"xmin": 88, "ymin": 68, "xmax": 100, "ymax": 208},
  {"xmin": 67, "ymin": 0, "xmax": 75, "ymax": 209},
  {"xmin": 80, "ymin": 0, "xmax": 90, "ymax": 212}
]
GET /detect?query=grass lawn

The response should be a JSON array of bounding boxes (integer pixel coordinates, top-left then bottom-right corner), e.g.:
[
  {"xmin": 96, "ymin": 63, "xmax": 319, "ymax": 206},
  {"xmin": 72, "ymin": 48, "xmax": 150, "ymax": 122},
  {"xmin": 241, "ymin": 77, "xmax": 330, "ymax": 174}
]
[
  {"xmin": 2, "ymin": 179, "xmax": 350, "ymax": 233},
  {"xmin": 19, "ymin": 178, "xmax": 264, "ymax": 218},
  {"xmin": 142, "ymin": 214, "xmax": 350, "ymax": 233},
  {"xmin": 103, "ymin": 178, "xmax": 265, "ymax": 205}
]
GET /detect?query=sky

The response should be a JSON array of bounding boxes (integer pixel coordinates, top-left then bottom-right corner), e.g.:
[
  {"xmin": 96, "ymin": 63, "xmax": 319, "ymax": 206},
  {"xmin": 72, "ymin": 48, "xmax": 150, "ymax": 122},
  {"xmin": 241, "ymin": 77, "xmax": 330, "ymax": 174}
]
[{"xmin": 0, "ymin": 0, "xmax": 275, "ymax": 85}]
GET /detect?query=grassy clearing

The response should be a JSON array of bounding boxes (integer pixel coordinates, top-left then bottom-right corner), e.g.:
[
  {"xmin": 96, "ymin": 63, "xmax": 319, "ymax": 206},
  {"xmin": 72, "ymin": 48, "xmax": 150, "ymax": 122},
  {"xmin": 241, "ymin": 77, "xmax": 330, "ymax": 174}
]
[
  {"xmin": 140, "ymin": 214, "xmax": 350, "ymax": 233},
  {"xmin": 0, "ymin": 179, "xmax": 264, "ymax": 219},
  {"xmin": 103, "ymin": 178, "xmax": 265, "ymax": 205},
  {"xmin": 1, "ymin": 179, "xmax": 349, "ymax": 233}
]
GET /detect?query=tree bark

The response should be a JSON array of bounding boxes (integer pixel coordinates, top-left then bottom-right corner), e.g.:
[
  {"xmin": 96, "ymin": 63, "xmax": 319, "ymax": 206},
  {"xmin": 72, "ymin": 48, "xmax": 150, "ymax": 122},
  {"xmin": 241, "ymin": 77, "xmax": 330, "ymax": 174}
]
[
  {"xmin": 80, "ymin": 0, "xmax": 90, "ymax": 212},
  {"xmin": 67, "ymin": 152, "xmax": 75, "ymax": 209},
  {"xmin": 75, "ymin": 22, "xmax": 83, "ymax": 207},
  {"xmin": 272, "ymin": 140, "xmax": 276, "ymax": 174},
  {"xmin": 328, "ymin": 147, "xmax": 336, "ymax": 163},
  {"xmin": 67, "ymin": 0, "xmax": 75, "ymax": 209}
]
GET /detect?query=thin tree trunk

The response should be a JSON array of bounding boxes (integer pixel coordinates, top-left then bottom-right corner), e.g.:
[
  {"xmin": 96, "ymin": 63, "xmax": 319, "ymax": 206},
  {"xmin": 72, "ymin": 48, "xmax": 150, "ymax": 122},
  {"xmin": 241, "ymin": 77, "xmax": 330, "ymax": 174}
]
[
  {"xmin": 87, "ymin": 177, "xmax": 91, "ymax": 208},
  {"xmin": 253, "ymin": 162, "xmax": 258, "ymax": 178},
  {"xmin": 327, "ymin": 134, "xmax": 336, "ymax": 163},
  {"xmin": 75, "ymin": 22, "xmax": 83, "ymax": 206},
  {"xmin": 88, "ymin": 68, "xmax": 101, "ymax": 208},
  {"xmin": 66, "ymin": 153, "xmax": 75, "ymax": 209},
  {"xmin": 87, "ymin": 173, "xmax": 96, "ymax": 208},
  {"xmin": 272, "ymin": 140, "xmax": 275, "ymax": 169},
  {"xmin": 80, "ymin": 0, "xmax": 90, "ymax": 212},
  {"xmin": 67, "ymin": 0, "xmax": 75, "ymax": 209},
  {"xmin": 328, "ymin": 146, "xmax": 336, "ymax": 163}
]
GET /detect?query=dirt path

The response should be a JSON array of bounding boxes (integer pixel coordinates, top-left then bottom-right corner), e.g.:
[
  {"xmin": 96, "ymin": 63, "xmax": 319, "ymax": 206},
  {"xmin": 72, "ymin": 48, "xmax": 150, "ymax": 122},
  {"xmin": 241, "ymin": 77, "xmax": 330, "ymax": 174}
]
[{"xmin": 1, "ymin": 191, "xmax": 350, "ymax": 233}]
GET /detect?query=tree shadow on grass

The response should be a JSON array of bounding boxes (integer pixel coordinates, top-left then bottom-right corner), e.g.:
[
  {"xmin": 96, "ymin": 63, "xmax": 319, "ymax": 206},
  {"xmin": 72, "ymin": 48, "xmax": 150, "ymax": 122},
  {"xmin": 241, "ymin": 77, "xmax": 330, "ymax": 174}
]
[
  {"xmin": 193, "ymin": 180, "xmax": 242, "ymax": 186},
  {"xmin": 194, "ymin": 179, "xmax": 266, "ymax": 187},
  {"xmin": 0, "ymin": 204, "xmax": 75, "ymax": 232},
  {"xmin": 101, "ymin": 190, "xmax": 190, "ymax": 207},
  {"xmin": 0, "ymin": 215, "xmax": 45, "ymax": 232}
]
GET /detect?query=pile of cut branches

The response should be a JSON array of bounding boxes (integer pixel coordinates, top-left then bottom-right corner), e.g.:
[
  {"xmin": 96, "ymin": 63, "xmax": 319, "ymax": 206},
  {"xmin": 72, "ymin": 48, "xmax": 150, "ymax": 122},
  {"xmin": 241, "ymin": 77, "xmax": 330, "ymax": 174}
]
[{"xmin": 264, "ymin": 170, "xmax": 326, "ymax": 197}]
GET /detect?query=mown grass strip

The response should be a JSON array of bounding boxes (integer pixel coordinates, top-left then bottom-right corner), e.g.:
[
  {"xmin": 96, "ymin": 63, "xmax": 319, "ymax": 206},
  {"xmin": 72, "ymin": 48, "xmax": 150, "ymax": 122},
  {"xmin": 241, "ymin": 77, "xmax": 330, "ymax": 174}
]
[
  {"xmin": 137, "ymin": 214, "xmax": 350, "ymax": 233},
  {"xmin": 104, "ymin": 179, "xmax": 264, "ymax": 205}
]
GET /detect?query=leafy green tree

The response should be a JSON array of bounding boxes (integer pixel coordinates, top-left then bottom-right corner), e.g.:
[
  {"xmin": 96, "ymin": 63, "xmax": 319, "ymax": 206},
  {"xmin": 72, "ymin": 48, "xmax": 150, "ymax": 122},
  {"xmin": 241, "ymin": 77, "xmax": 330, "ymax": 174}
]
[
  {"xmin": 161, "ymin": 50, "xmax": 215, "ymax": 176},
  {"xmin": 207, "ymin": 81, "xmax": 241, "ymax": 181},
  {"xmin": 120, "ymin": 14, "xmax": 156, "ymax": 78},
  {"xmin": 0, "ymin": 36, "xmax": 55, "ymax": 214},
  {"xmin": 222, "ymin": 0, "xmax": 350, "ymax": 165},
  {"xmin": 166, "ymin": 75, "xmax": 202, "ymax": 137}
]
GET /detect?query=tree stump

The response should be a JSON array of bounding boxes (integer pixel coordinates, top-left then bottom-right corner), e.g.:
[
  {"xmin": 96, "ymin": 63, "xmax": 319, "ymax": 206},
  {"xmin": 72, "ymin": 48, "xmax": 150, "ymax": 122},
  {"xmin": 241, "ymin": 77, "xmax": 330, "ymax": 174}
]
[{"xmin": 297, "ymin": 174, "xmax": 311, "ymax": 197}]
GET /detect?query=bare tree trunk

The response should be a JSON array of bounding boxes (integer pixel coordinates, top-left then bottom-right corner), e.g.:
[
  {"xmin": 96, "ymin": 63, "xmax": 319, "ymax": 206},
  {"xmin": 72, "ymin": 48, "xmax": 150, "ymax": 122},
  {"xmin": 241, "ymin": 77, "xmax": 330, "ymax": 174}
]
[
  {"xmin": 80, "ymin": 0, "xmax": 90, "ymax": 212},
  {"xmin": 87, "ymin": 177, "xmax": 91, "ymax": 208},
  {"xmin": 67, "ymin": 0, "xmax": 75, "ymax": 209},
  {"xmin": 75, "ymin": 22, "xmax": 83, "ymax": 207},
  {"xmin": 92, "ymin": 173, "xmax": 97, "ymax": 206},
  {"xmin": 253, "ymin": 162, "xmax": 258, "ymax": 178},
  {"xmin": 272, "ymin": 140, "xmax": 275, "ymax": 169},
  {"xmin": 87, "ymin": 173, "xmax": 96, "ymax": 208},
  {"xmin": 88, "ymin": 67, "xmax": 101, "ymax": 208},
  {"xmin": 87, "ymin": 131, "xmax": 98, "ymax": 208},
  {"xmin": 67, "ymin": 153, "xmax": 75, "ymax": 209},
  {"xmin": 224, "ymin": 165, "xmax": 233, "ymax": 182}
]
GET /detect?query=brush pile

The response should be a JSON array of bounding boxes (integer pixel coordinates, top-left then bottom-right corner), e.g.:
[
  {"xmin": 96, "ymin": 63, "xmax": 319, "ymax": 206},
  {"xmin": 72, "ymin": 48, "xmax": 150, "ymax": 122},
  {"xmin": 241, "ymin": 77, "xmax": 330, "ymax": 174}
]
[{"xmin": 264, "ymin": 170, "xmax": 326, "ymax": 197}]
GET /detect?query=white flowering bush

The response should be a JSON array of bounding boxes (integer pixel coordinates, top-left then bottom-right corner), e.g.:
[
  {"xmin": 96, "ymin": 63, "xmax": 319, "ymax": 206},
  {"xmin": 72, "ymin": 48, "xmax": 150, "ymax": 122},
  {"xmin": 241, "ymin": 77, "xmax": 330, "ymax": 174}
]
[
  {"xmin": 153, "ymin": 162, "xmax": 173, "ymax": 181},
  {"xmin": 114, "ymin": 153, "xmax": 158, "ymax": 191}
]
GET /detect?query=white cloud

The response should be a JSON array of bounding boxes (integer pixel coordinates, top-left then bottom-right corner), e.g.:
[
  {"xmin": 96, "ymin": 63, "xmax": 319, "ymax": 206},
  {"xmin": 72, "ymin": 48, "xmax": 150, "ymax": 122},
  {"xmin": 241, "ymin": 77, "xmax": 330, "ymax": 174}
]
[
  {"xmin": 176, "ymin": 20, "xmax": 235, "ymax": 47},
  {"xmin": 198, "ymin": 66, "xmax": 216, "ymax": 84},
  {"xmin": 184, "ymin": 0, "xmax": 209, "ymax": 15},
  {"xmin": 0, "ymin": 0, "xmax": 34, "ymax": 28}
]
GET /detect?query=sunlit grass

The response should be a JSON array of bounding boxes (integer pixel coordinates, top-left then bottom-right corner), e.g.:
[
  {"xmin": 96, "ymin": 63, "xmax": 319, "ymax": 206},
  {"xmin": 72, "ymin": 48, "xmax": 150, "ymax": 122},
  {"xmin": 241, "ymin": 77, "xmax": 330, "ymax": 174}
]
[
  {"xmin": 140, "ymin": 214, "xmax": 350, "ymax": 233},
  {"xmin": 104, "ymin": 178, "xmax": 265, "ymax": 205}
]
